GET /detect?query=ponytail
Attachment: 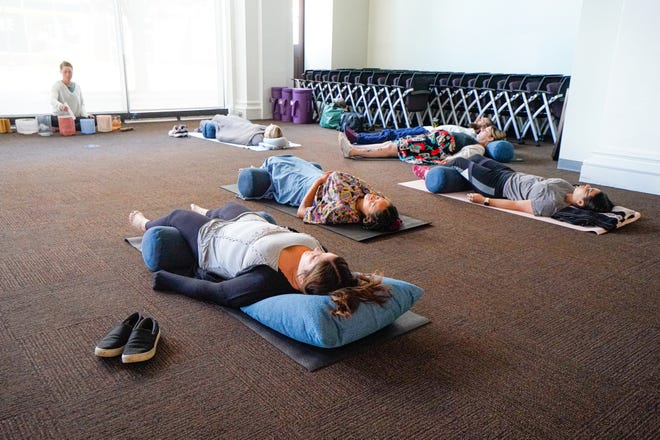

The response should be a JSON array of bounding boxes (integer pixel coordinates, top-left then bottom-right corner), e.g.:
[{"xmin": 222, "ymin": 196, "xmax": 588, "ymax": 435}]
[
  {"xmin": 329, "ymin": 272, "xmax": 391, "ymax": 318},
  {"xmin": 301, "ymin": 256, "xmax": 391, "ymax": 318}
]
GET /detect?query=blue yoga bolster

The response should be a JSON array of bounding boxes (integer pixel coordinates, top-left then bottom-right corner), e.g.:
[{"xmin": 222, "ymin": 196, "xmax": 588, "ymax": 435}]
[
  {"xmin": 485, "ymin": 140, "xmax": 515, "ymax": 162},
  {"xmin": 424, "ymin": 167, "xmax": 471, "ymax": 193}
]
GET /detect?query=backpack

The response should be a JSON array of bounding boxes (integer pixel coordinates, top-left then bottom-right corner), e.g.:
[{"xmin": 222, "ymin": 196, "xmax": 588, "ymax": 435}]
[
  {"xmin": 319, "ymin": 104, "xmax": 345, "ymax": 129},
  {"xmin": 339, "ymin": 111, "xmax": 364, "ymax": 132}
]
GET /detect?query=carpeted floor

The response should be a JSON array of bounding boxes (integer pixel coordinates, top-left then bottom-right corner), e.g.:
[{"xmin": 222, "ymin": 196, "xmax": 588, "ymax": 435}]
[{"xmin": 0, "ymin": 120, "xmax": 658, "ymax": 439}]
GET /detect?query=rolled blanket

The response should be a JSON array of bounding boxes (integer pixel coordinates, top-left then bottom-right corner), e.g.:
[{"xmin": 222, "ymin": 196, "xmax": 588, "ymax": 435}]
[
  {"xmin": 551, "ymin": 205, "xmax": 639, "ymax": 231},
  {"xmin": 210, "ymin": 114, "xmax": 266, "ymax": 146}
]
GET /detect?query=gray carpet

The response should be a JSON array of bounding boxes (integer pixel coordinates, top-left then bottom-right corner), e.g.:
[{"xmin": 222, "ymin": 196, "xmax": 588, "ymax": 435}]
[{"xmin": 0, "ymin": 120, "xmax": 658, "ymax": 439}]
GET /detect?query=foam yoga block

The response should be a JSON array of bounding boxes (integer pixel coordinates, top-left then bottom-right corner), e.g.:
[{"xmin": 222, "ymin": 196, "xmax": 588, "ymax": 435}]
[
  {"xmin": 424, "ymin": 167, "xmax": 471, "ymax": 193},
  {"xmin": 485, "ymin": 140, "xmax": 515, "ymax": 163}
]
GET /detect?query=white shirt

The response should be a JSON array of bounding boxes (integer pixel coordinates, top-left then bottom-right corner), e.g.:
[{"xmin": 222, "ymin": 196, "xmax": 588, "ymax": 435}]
[
  {"xmin": 50, "ymin": 81, "xmax": 87, "ymax": 118},
  {"xmin": 197, "ymin": 213, "xmax": 321, "ymax": 279}
]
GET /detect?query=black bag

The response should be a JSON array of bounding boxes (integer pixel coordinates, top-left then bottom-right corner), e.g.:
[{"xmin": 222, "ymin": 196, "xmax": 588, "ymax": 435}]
[{"xmin": 339, "ymin": 112, "xmax": 364, "ymax": 132}]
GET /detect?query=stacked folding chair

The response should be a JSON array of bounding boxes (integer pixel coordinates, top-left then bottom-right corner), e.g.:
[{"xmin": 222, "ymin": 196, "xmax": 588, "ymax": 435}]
[{"xmin": 289, "ymin": 67, "xmax": 571, "ymax": 144}]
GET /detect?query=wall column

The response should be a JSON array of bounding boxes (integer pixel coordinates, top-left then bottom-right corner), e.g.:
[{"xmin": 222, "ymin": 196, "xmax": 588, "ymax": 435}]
[
  {"xmin": 560, "ymin": 0, "xmax": 660, "ymax": 195},
  {"xmin": 227, "ymin": 0, "xmax": 293, "ymax": 119}
]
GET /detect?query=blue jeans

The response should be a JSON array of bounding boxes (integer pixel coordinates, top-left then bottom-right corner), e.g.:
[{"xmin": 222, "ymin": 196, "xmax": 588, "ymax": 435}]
[{"xmin": 356, "ymin": 126, "xmax": 428, "ymax": 144}]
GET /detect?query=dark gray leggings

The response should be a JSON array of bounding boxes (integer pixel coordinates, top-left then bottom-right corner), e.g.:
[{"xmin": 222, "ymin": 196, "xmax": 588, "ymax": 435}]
[
  {"xmin": 145, "ymin": 202, "xmax": 252, "ymax": 260},
  {"xmin": 446, "ymin": 155, "xmax": 515, "ymax": 197}
]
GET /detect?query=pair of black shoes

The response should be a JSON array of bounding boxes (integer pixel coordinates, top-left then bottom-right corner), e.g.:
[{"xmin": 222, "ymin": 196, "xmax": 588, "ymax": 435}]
[{"xmin": 94, "ymin": 312, "xmax": 160, "ymax": 363}]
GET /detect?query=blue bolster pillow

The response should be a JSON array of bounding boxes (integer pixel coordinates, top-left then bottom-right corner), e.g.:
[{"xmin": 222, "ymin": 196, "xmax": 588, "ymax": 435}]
[
  {"xmin": 142, "ymin": 226, "xmax": 195, "ymax": 272},
  {"xmin": 202, "ymin": 121, "xmax": 216, "ymax": 139},
  {"xmin": 424, "ymin": 167, "xmax": 471, "ymax": 193},
  {"xmin": 485, "ymin": 140, "xmax": 515, "ymax": 163},
  {"xmin": 237, "ymin": 168, "xmax": 272, "ymax": 199},
  {"xmin": 140, "ymin": 225, "xmax": 423, "ymax": 348}
]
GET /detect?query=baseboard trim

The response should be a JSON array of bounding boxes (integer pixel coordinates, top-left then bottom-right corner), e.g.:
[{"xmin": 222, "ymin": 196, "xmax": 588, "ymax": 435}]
[
  {"xmin": 580, "ymin": 151, "xmax": 660, "ymax": 195},
  {"xmin": 557, "ymin": 158, "xmax": 582, "ymax": 172}
]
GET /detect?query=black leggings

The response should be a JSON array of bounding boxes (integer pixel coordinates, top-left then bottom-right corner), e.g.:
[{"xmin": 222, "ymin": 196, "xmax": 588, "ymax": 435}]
[
  {"xmin": 446, "ymin": 155, "xmax": 515, "ymax": 197},
  {"xmin": 145, "ymin": 202, "xmax": 252, "ymax": 260}
]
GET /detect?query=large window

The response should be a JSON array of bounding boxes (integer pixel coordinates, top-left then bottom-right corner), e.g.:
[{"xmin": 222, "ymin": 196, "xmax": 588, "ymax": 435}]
[{"xmin": 0, "ymin": 0, "xmax": 225, "ymax": 116}]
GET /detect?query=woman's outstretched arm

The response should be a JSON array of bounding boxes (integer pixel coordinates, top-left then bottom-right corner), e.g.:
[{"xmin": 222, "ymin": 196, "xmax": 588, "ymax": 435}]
[
  {"xmin": 151, "ymin": 265, "xmax": 295, "ymax": 308},
  {"xmin": 467, "ymin": 193, "xmax": 534, "ymax": 214}
]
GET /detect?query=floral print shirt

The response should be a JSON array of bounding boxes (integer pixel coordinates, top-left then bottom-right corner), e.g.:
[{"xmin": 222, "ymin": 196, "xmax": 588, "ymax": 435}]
[
  {"xmin": 303, "ymin": 171, "xmax": 381, "ymax": 224},
  {"xmin": 396, "ymin": 129, "xmax": 455, "ymax": 164}
]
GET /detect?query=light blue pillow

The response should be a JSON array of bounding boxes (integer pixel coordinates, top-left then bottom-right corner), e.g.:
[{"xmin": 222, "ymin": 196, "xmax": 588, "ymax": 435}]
[{"xmin": 240, "ymin": 277, "xmax": 424, "ymax": 348}]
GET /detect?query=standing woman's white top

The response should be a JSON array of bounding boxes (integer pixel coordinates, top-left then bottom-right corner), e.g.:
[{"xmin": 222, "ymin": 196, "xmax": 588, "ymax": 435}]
[{"xmin": 50, "ymin": 61, "xmax": 92, "ymax": 119}]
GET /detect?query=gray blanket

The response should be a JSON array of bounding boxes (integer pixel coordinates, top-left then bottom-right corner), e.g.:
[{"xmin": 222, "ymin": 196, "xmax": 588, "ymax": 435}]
[{"xmin": 210, "ymin": 114, "xmax": 266, "ymax": 146}]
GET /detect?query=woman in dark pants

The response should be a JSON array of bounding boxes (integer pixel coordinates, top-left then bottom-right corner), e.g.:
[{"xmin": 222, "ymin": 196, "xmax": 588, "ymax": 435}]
[
  {"xmin": 129, "ymin": 202, "xmax": 390, "ymax": 317},
  {"xmin": 441, "ymin": 155, "xmax": 615, "ymax": 217}
]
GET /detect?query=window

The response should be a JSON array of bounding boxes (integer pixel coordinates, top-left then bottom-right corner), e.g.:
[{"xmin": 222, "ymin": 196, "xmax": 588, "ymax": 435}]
[{"xmin": 0, "ymin": 0, "xmax": 226, "ymax": 116}]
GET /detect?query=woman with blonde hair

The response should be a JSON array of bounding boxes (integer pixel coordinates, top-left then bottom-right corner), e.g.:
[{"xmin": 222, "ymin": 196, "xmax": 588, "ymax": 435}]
[{"xmin": 198, "ymin": 114, "xmax": 287, "ymax": 147}]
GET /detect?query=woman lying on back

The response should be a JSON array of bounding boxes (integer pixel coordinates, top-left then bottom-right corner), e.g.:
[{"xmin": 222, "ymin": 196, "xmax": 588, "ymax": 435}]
[
  {"xmin": 238, "ymin": 154, "xmax": 402, "ymax": 231},
  {"xmin": 129, "ymin": 201, "xmax": 390, "ymax": 317}
]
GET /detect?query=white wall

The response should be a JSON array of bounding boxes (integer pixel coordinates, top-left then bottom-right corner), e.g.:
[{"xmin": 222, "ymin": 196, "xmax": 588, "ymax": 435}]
[
  {"xmin": 561, "ymin": 0, "xmax": 660, "ymax": 195},
  {"xmin": 367, "ymin": 0, "xmax": 583, "ymax": 74},
  {"xmin": 305, "ymin": 0, "xmax": 369, "ymax": 70},
  {"xmin": 331, "ymin": 0, "xmax": 369, "ymax": 68},
  {"xmin": 228, "ymin": 0, "xmax": 293, "ymax": 119},
  {"xmin": 305, "ymin": 1, "xmax": 333, "ymax": 69}
]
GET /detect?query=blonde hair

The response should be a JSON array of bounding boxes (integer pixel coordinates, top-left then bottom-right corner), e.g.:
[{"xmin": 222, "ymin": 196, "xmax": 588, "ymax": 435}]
[
  {"xmin": 264, "ymin": 124, "xmax": 283, "ymax": 139},
  {"xmin": 491, "ymin": 127, "xmax": 506, "ymax": 141}
]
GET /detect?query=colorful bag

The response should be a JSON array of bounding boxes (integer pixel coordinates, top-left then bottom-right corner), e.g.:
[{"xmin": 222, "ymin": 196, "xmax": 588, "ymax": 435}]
[
  {"xmin": 319, "ymin": 104, "xmax": 345, "ymax": 129},
  {"xmin": 397, "ymin": 129, "xmax": 456, "ymax": 164}
]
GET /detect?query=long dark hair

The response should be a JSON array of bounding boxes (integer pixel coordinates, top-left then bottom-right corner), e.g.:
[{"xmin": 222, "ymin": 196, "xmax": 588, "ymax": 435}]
[
  {"xmin": 583, "ymin": 191, "xmax": 614, "ymax": 212},
  {"xmin": 300, "ymin": 256, "xmax": 391, "ymax": 317},
  {"xmin": 362, "ymin": 203, "xmax": 402, "ymax": 232}
]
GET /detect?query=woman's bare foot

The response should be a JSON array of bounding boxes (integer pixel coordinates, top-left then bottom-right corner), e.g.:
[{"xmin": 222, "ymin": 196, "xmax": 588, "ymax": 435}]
[
  {"xmin": 129, "ymin": 210, "xmax": 148, "ymax": 232},
  {"xmin": 190, "ymin": 204, "xmax": 208, "ymax": 215}
]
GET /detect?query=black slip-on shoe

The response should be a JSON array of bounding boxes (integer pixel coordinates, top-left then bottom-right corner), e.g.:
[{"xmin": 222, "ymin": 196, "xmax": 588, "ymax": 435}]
[
  {"xmin": 94, "ymin": 312, "xmax": 143, "ymax": 358},
  {"xmin": 121, "ymin": 317, "xmax": 160, "ymax": 364}
]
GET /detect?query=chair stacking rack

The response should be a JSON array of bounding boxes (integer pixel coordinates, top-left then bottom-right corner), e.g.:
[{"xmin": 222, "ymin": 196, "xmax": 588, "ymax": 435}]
[{"xmin": 292, "ymin": 68, "xmax": 570, "ymax": 143}]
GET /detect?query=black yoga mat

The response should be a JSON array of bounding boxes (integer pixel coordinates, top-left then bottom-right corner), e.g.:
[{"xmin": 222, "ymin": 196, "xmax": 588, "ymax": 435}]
[
  {"xmin": 124, "ymin": 236, "xmax": 430, "ymax": 371},
  {"xmin": 220, "ymin": 184, "xmax": 431, "ymax": 241},
  {"xmin": 222, "ymin": 307, "xmax": 430, "ymax": 371}
]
